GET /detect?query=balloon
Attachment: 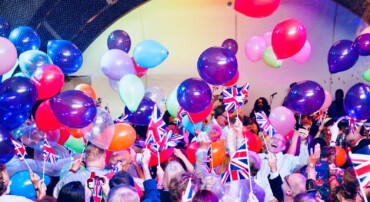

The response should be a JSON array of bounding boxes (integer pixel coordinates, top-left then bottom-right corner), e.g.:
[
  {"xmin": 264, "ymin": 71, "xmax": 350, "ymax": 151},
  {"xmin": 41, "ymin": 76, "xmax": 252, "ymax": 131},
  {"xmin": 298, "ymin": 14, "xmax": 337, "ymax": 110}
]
[
  {"xmin": 234, "ymin": 0, "xmax": 280, "ymax": 18},
  {"xmin": 222, "ymin": 70, "xmax": 239, "ymax": 86},
  {"xmin": 355, "ymin": 33, "xmax": 370, "ymax": 56},
  {"xmin": 0, "ymin": 128, "xmax": 15, "ymax": 164},
  {"xmin": 148, "ymin": 147, "xmax": 175, "ymax": 167},
  {"xmin": 186, "ymin": 141, "xmax": 199, "ymax": 164},
  {"xmin": 64, "ymin": 127, "xmax": 84, "ymax": 138},
  {"xmin": 10, "ymin": 171, "xmax": 50, "ymax": 199},
  {"xmin": 101, "ymin": 49, "xmax": 136, "ymax": 81},
  {"xmin": 74, "ymin": 83, "xmax": 96, "ymax": 101},
  {"xmin": 13, "ymin": 72, "xmax": 26, "ymax": 77},
  {"xmin": 222, "ymin": 38, "xmax": 238, "ymax": 55},
  {"xmin": 177, "ymin": 78, "xmax": 212, "ymax": 113},
  {"xmin": 47, "ymin": 40, "xmax": 83, "ymax": 74},
  {"xmin": 31, "ymin": 64, "xmax": 64, "ymax": 100},
  {"xmin": 119, "ymin": 74, "xmax": 145, "ymax": 112},
  {"xmin": 8, "ymin": 26, "xmax": 40, "ymax": 55},
  {"xmin": 0, "ymin": 110, "xmax": 31, "ymax": 131},
  {"xmin": 21, "ymin": 123, "xmax": 60, "ymax": 149},
  {"xmin": 284, "ymin": 80, "xmax": 325, "ymax": 115},
  {"xmin": 131, "ymin": 57, "xmax": 148, "ymax": 78},
  {"xmin": 182, "ymin": 115, "xmax": 203, "ymax": 135},
  {"xmin": 272, "ymin": 19, "xmax": 307, "ymax": 59},
  {"xmin": 197, "ymin": 47, "xmax": 238, "ymax": 85},
  {"xmin": 0, "ymin": 37, "xmax": 17, "ymax": 75},
  {"xmin": 269, "ymin": 106, "xmax": 295, "ymax": 135},
  {"xmin": 320, "ymin": 90, "xmax": 333, "ymax": 110},
  {"xmin": 82, "ymin": 108, "xmax": 114, "ymax": 149},
  {"xmin": 0, "ymin": 16, "xmax": 11, "ymax": 37},
  {"xmin": 19, "ymin": 50, "xmax": 53, "ymax": 78},
  {"xmin": 245, "ymin": 36, "xmax": 267, "ymax": 62},
  {"xmin": 50, "ymin": 90, "xmax": 97, "ymax": 128},
  {"xmin": 364, "ymin": 69, "xmax": 370, "ymax": 83},
  {"xmin": 107, "ymin": 30, "xmax": 131, "ymax": 53},
  {"xmin": 335, "ymin": 146, "xmax": 347, "ymax": 167},
  {"xmin": 64, "ymin": 136, "xmax": 85, "ymax": 153},
  {"xmin": 328, "ymin": 40, "xmax": 359, "ymax": 74},
  {"xmin": 209, "ymin": 142, "xmax": 226, "ymax": 168},
  {"xmin": 187, "ymin": 102, "xmax": 212, "ymax": 124},
  {"xmin": 35, "ymin": 99, "xmax": 62, "ymax": 131},
  {"xmin": 125, "ymin": 98, "xmax": 158, "ymax": 126},
  {"xmin": 263, "ymin": 31, "xmax": 272, "ymax": 46},
  {"xmin": 344, "ymin": 83, "xmax": 370, "ymax": 120},
  {"xmin": 10, "ymin": 122, "xmax": 28, "ymax": 139},
  {"xmin": 108, "ymin": 123, "xmax": 136, "ymax": 151},
  {"xmin": 291, "ymin": 40, "xmax": 311, "ymax": 64},
  {"xmin": 58, "ymin": 126, "xmax": 71, "ymax": 145},
  {"xmin": 144, "ymin": 87, "xmax": 166, "ymax": 109},
  {"xmin": 263, "ymin": 46, "xmax": 283, "ymax": 68},
  {"xmin": 133, "ymin": 40, "xmax": 169, "ymax": 68},
  {"xmin": 166, "ymin": 86, "xmax": 179, "ymax": 117},
  {"xmin": 243, "ymin": 131, "xmax": 262, "ymax": 153},
  {"xmin": 109, "ymin": 79, "xmax": 119, "ymax": 92}
]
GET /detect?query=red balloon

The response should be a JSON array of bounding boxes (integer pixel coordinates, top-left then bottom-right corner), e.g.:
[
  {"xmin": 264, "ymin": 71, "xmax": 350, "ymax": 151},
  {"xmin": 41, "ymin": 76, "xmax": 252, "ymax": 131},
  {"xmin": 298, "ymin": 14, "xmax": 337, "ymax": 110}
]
[
  {"xmin": 35, "ymin": 99, "xmax": 62, "ymax": 131},
  {"xmin": 222, "ymin": 70, "xmax": 239, "ymax": 87},
  {"xmin": 186, "ymin": 141, "xmax": 199, "ymax": 165},
  {"xmin": 105, "ymin": 150, "xmax": 115, "ymax": 166},
  {"xmin": 31, "ymin": 64, "xmax": 64, "ymax": 100},
  {"xmin": 243, "ymin": 131, "xmax": 262, "ymax": 153},
  {"xmin": 131, "ymin": 57, "xmax": 148, "ymax": 78},
  {"xmin": 234, "ymin": 0, "xmax": 281, "ymax": 18},
  {"xmin": 64, "ymin": 126, "xmax": 84, "ymax": 138},
  {"xmin": 335, "ymin": 146, "xmax": 347, "ymax": 167},
  {"xmin": 148, "ymin": 147, "xmax": 175, "ymax": 167},
  {"xmin": 58, "ymin": 126, "xmax": 71, "ymax": 145},
  {"xmin": 187, "ymin": 102, "xmax": 213, "ymax": 124},
  {"xmin": 272, "ymin": 19, "xmax": 307, "ymax": 59}
]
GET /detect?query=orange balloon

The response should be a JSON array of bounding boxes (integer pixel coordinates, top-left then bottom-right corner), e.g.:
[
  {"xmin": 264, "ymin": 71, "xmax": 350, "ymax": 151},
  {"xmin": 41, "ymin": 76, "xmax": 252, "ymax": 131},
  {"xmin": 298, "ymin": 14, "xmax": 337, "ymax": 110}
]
[
  {"xmin": 335, "ymin": 146, "xmax": 347, "ymax": 167},
  {"xmin": 75, "ymin": 84, "xmax": 96, "ymax": 101},
  {"xmin": 210, "ymin": 142, "xmax": 226, "ymax": 168},
  {"xmin": 64, "ymin": 126, "xmax": 84, "ymax": 138},
  {"xmin": 108, "ymin": 123, "xmax": 136, "ymax": 151},
  {"xmin": 217, "ymin": 139, "xmax": 226, "ymax": 146}
]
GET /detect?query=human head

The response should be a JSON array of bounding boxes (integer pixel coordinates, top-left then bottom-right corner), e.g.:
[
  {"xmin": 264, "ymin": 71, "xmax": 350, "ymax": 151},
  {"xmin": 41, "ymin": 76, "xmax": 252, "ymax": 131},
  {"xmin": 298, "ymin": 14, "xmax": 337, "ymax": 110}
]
[
  {"xmin": 248, "ymin": 151, "xmax": 261, "ymax": 177},
  {"xmin": 0, "ymin": 164, "xmax": 9, "ymax": 196},
  {"xmin": 253, "ymin": 97, "xmax": 270, "ymax": 113},
  {"xmin": 293, "ymin": 193, "xmax": 317, "ymax": 202},
  {"xmin": 109, "ymin": 171, "xmax": 135, "ymax": 189},
  {"xmin": 282, "ymin": 173, "xmax": 307, "ymax": 201},
  {"xmin": 169, "ymin": 172, "xmax": 201, "ymax": 202},
  {"xmin": 214, "ymin": 106, "xmax": 228, "ymax": 127},
  {"xmin": 163, "ymin": 161, "xmax": 185, "ymax": 190},
  {"xmin": 335, "ymin": 89, "xmax": 344, "ymax": 101},
  {"xmin": 322, "ymin": 119, "xmax": 335, "ymax": 144},
  {"xmin": 268, "ymin": 133, "xmax": 286, "ymax": 154},
  {"xmin": 57, "ymin": 181, "xmax": 85, "ymax": 202},
  {"xmin": 192, "ymin": 190, "xmax": 218, "ymax": 202},
  {"xmin": 346, "ymin": 126, "xmax": 364, "ymax": 147},
  {"xmin": 107, "ymin": 185, "xmax": 139, "ymax": 202},
  {"xmin": 342, "ymin": 167, "xmax": 358, "ymax": 196},
  {"xmin": 163, "ymin": 110, "xmax": 174, "ymax": 125},
  {"xmin": 203, "ymin": 123, "xmax": 222, "ymax": 142},
  {"xmin": 85, "ymin": 144, "xmax": 106, "ymax": 169},
  {"xmin": 109, "ymin": 151, "xmax": 132, "ymax": 172},
  {"xmin": 242, "ymin": 116, "xmax": 258, "ymax": 134}
]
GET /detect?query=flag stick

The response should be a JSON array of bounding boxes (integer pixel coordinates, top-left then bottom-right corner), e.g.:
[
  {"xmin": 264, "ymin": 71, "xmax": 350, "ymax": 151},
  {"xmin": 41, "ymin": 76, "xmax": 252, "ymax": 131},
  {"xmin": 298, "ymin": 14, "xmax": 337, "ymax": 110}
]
[
  {"xmin": 226, "ymin": 111, "xmax": 231, "ymax": 128},
  {"xmin": 211, "ymin": 144, "xmax": 214, "ymax": 173},
  {"xmin": 23, "ymin": 159, "xmax": 32, "ymax": 172},
  {"xmin": 244, "ymin": 137, "xmax": 253, "ymax": 195},
  {"xmin": 349, "ymin": 150, "xmax": 368, "ymax": 202},
  {"xmin": 157, "ymin": 150, "xmax": 160, "ymax": 166}
]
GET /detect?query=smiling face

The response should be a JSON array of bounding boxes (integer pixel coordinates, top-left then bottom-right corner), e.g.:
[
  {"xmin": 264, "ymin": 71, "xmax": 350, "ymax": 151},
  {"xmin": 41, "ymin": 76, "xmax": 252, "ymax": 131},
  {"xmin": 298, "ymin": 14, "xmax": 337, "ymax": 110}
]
[{"xmin": 268, "ymin": 133, "xmax": 286, "ymax": 154}]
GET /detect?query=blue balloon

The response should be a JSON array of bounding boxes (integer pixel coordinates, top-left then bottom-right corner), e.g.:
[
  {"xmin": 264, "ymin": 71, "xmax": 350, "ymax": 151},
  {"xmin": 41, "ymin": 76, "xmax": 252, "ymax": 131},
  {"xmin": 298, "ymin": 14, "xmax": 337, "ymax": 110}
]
[
  {"xmin": 125, "ymin": 98, "xmax": 158, "ymax": 126},
  {"xmin": 0, "ymin": 16, "xmax": 11, "ymax": 37},
  {"xmin": 107, "ymin": 30, "xmax": 131, "ymax": 53},
  {"xmin": 8, "ymin": 26, "xmax": 40, "ymax": 55},
  {"xmin": 0, "ymin": 128, "xmax": 15, "ymax": 164},
  {"xmin": 47, "ymin": 40, "xmax": 83, "ymax": 74},
  {"xmin": 10, "ymin": 171, "xmax": 50, "ymax": 199},
  {"xmin": 182, "ymin": 115, "xmax": 203, "ymax": 135},
  {"xmin": 328, "ymin": 40, "xmax": 359, "ymax": 74},
  {"xmin": 344, "ymin": 83, "xmax": 370, "ymax": 120},
  {"xmin": 133, "ymin": 40, "xmax": 168, "ymax": 68},
  {"xmin": 19, "ymin": 50, "xmax": 53, "ymax": 77},
  {"xmin": 0, "ymin": 110, "xmax": 31, "ymax": 131},
  {"xmin": 10, "ymin": 122, "xmax": 28, "ymax": 139}
]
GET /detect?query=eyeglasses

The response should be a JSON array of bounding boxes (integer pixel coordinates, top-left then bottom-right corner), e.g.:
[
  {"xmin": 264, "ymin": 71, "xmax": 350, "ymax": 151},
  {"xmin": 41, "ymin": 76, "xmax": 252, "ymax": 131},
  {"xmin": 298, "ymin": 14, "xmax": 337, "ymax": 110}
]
[
  {"xmin": 271, "ymin": 137, "xmax": 285, "ymax": 143},
  {"xmin": 284, "ymin": 175, "xmax": 291, "ymax": 188}
]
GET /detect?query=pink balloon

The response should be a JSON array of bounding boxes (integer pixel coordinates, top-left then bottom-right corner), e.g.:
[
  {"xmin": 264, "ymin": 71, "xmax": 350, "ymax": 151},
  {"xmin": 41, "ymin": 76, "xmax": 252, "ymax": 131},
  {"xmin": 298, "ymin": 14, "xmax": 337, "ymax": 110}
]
[
  {"xmin": 269, "ymin": 106, "xmax": 295, "ymax": 135},
  {"xmin": 0, "ymin": 37, "xmax": 17, "ymax": 75},
  {"xmin": 263, "ymin": 32, "xmax": 272, "ymax": 46},
  {"xmin": 292, "ymin": 40, "xmax": 311, "ymax": 64},
  {"xmin": 100, "ymin": 49, "xmax": 137, "ymax": 81},
  {"xmin": 244, "ymin": 36, "xmax": 267, "ymax": 62},
  {"xmin": 320, "ymin": 90, "xmax": 332, "ymax": 110}
]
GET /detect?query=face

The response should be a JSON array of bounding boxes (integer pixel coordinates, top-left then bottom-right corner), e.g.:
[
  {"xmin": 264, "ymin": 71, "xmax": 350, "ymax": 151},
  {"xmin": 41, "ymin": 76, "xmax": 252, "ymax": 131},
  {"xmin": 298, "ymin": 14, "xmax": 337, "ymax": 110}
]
[
  {"xmin": 268, "ymin": 134, "xmax": 286, "ymax": 154},
  {"xmin": 346, "ymin": 130, "xmax": 362, "ymax": 147},
  {"xmin": 257, "ymin": 99, "xmax": 264, "ymax": 109},
  {"xmin": 336, "ymin": 91, "xmax": 344, "ymax": 100},
  {"xmin": 208, "ymin": 129, "xmax": 221, "ymax": 142},
  {"xmin": 323, "ymin": 126, "xmax": 332, "ymax": 144},
  {"xmin": 216, "ymin": 111, "xmax": 228, "ymax": 127}
]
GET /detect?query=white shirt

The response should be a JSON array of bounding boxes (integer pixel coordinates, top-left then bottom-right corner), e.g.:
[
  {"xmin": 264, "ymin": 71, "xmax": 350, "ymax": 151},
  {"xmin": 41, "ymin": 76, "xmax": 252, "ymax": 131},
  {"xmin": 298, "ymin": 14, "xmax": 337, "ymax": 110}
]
[{"xmin": 255, "ymin": 144, "xmax": 309, "ymax": 201}]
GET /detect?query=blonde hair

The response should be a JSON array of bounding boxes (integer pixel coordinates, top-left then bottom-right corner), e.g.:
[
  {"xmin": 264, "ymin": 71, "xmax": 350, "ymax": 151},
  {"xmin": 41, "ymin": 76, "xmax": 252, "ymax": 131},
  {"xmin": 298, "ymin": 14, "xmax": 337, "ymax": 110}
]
[
  {"xmin": 163, "ymin": 161, "xmax": 185, "ymax": 190},
  {"xmin": 107, "ymin": 185, "xmax": 139, "ymax": 202}
]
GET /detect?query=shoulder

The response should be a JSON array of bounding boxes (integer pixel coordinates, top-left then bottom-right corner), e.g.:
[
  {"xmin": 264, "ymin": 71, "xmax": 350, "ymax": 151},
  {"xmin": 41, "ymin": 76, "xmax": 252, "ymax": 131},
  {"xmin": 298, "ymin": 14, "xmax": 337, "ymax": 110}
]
[{"xmin": 0, "ymin": 195, "xmax": 33, "ymax": 202}]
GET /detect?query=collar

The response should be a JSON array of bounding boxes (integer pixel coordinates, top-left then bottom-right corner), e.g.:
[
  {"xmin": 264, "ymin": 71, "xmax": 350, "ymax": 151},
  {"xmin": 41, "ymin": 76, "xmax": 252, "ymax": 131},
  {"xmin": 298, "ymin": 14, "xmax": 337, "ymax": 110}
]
[
  {"xmin": 275, "ymin": 152, "xmax": 283, "ymax": 158},
  {"xmin": 86, "ymin": 167, "xmax": 104, "ymax": 172}
]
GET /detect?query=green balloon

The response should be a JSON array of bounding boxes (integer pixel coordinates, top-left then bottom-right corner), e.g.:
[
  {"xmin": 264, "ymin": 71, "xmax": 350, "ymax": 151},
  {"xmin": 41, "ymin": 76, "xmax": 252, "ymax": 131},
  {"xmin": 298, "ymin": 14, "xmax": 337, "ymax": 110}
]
[
  {"xmin": 118, "ymin": 74, "xmax": 145, "ymax": 112},
  {"xmin": 64, "ymin": 136, "xmax": 85, "ymax": 153},
  {"xmin": 166, "ymin": 85, "xmax": 179, "ymax": 117},
  {"xmin": 363, "ymin": 68, "xmax": 370, "ymax": 83},
  {"xmin": 263, "ymin": 46, "xmax": 283, "ymax": 68}
]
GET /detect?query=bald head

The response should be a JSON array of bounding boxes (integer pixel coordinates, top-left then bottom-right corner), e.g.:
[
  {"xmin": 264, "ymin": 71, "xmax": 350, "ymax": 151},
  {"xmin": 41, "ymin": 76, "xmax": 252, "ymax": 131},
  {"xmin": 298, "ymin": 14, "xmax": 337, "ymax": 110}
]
[
  {"xmin": 268, "ymin": 133, "xmax": 286, "ymax": 154},
  {"xmin": 109, "ymin": 151, "xmax": 132, "ymax": 172},
  {"xmin": 282, "ymin": 173, "xmax": 306, "ymax": 200}
]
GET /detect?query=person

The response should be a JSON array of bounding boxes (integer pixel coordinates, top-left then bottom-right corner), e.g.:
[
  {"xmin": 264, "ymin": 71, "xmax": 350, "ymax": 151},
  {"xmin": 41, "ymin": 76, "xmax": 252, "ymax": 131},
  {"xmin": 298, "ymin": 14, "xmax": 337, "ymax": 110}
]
[
  {"xmin": 0, "ymin": 164, "xmax": 33, "ymax": 202},
  {"xmin": 57, "ymin": 181, "xmax": 85, "ymax": 202},
  {"xmin": 108, "ymin": 148, "xmax": 144, "ymax": 179},
  {"xmin": 202, "ymin": 123, "xmax": 222, "ymax": 142},
  {"xmin": 191, "ymin": 190, "xmax": 218, "ymax": 202},
  {"xmin": 346, "ymin": 123, "xmax": 370, "ymax": 154},
  {"xmin": 211, "ymin": 106, "xmax": 230, "ymax": 140},
  {"xmin": 159, "ymin": 161, "xmax": 185, "ymax": 202},
  {"xmin": 310, "ymin": 118, "xmax": 336, "ymax": 148},
  {"xmin": 327, "ymin": 89, "xmax": 347, "ymax": 119},
  {"xmin": 107, "ymin": 185, "xmax": 140, "ymax": 202},
  {"xmin": 293, "ymin": 193, "xmax": 318, "ymax": 202},
  {"xmin": 108, "ymin": 171, "xmax": 143, "ymax": 199},
  {"xmin": 168, "ymin": 172, "xmax": 201, "ymax": 202},
  {"xmin": 249, "ymin": 97, "xmax": 271, "ymax": 120}
]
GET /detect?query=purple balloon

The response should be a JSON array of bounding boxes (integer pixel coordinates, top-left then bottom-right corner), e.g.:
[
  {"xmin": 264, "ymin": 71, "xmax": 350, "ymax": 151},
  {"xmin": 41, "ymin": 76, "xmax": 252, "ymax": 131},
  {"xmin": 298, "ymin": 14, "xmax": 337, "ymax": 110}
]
[
  {"xmin": 284, "ymin": 80, "xmax": 325, "ymax": 115},
  {"xmin": 197, "ymin": 47, "xmax": 238, "ymax": 85},
  {"xmin": 47, "ymin": 40, "xmax": 83, "ymax": 74},
  {"xmin": 107, "ymin": 30, "xmax": 131, "ymax": 53},
  {"xmin": 0, "ymin": 128, "xmax": 15, "ymax": 164},
  {"xmin": 222, "ymin": 38, "xmax": 238, "ymax": 55},
  {"xmin": 50, "ymin": 90, "xmax": 97, "ymax": 128},
  {"xmin": 344, "ymin": 83, "xmax": 370, "ymax": 120},
  {"xmin": 355, "ymin": 33, "xmax": 370, "ymax": 56},
  {"xmin": 328, "ymin": 40, "xmax": 359, "ymax": 74},
  {"xmin": 177, "ymin": 78, "xmax": 212, "ymax": 113},
  {"xmin": 125, "ymin": 98, "xmax": 158, "ymax": 126}
]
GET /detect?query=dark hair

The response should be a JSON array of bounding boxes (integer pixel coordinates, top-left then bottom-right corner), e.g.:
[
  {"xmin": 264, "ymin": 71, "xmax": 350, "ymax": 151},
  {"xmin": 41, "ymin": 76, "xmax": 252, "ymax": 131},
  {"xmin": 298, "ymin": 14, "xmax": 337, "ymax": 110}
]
[
  {"xmin": 214, "ymin": 106, "xmax": 226, "ymax": 119},
  {"xmin": 252, "ymin": 97, "xmax": 270, "ymax": 116},
  {"xmin": 335, "ymin": 89, "xmax": 344, "ymax": 96},
  {"xmin": 192, "ymin": 190, "xmax": 218, "ymax": 202},
  {"xmin": 163, "ymin": 110, "xmax": 173, "ymax": 125},
  {"xmin": 38, "ymin": 195, "xmax": 57, "ymax": 202},
  {"xmin": 132, "ymin": 125, "xmax": 148, "ymax": 139},
  {"xmin": 57, "ymin": 181, "xmax": 85, "ymax": 202},
  {"xmin": 169, "ymin": 172, "xmax": 201, "ymax": 202},
  {"xmin": 293, "ymin": 193, "xmax": 317, "ymax": 202},
  {"xmin": 324, "ymin": 119, "xmax": 335, "ymax": 127},
  {"xmin": 0, "ymin": 164, "xmax": 7, "ymax": 196},
  {"xmin": 109, "ymin": 171, "xmax": 135, "ymax": 188},
  {"xmin": 243, "ymin": 116, "xmax": 253, "ymax": 126}
]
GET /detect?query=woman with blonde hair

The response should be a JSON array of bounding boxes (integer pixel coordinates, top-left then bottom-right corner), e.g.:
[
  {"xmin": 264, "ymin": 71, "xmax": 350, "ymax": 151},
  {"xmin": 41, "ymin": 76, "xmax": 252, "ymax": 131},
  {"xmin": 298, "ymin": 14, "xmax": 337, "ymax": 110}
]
[{"xmin": 157, "ymin": 161, "xmax": 185, "ymax": 202}]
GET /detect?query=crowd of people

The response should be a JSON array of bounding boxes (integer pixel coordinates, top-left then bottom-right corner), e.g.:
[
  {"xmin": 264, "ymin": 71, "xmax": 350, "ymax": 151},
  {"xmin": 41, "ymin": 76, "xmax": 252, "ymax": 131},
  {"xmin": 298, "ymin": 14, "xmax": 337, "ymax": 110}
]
[{"xmin": 1, "ymin": 88, "xmax": 370, "ymax": 202}]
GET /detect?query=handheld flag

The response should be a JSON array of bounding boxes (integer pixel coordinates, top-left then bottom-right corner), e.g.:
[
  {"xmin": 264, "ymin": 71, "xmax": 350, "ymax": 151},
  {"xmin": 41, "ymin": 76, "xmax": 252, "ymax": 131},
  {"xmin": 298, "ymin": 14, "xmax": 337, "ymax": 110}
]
[
  {"xmin": 221, "ymin": 141, "xmax": 250, "ymax": 184},
  {"xmin": 11, "ymin": 139, "xmax": 28, "ymax": 161},
  {"xmin": 254, "ymin": 111, "xmax": 276, "ymax": 137},
  {"xmin": 181, "ymin": 177, "xmax": 193, "ymax": 202},
  {"xmin": 43, "ymin": 138, "xmax": 59, "ymax": 164}
]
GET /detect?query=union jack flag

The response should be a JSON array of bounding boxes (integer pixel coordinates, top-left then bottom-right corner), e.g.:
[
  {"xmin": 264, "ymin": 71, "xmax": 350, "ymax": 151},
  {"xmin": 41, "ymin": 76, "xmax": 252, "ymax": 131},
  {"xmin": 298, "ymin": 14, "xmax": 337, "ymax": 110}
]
[
  {"xmin": 223, "ymin": 85, "xmax": 243, "ymax": 111},
  {"xmin": 364, "ymin": 123, "xmax": 370, "ymax": 134},
  {"xmin": 145, "ymin": 105, "xmax": 168, "ymax": 151},
  {"xmin": 221, "ymin": 141, "xmax": 250, "ymax": 184},
  {"xmin": 312, "ymin": 109, "xmax": 327, "ymax": 126},
  {"xmin": 348, "ymin": 150, "xmax": 370, "ymax": 189},
  {"xmin": 115, "ymin": 114, "xmax": 130, "ymax": 124},
  {"xmin": 345, "ymin": 116, "xmax": 359, "ymax": 134},
  {"xmin": 177, "ymin": 107, "xmax": 187, "ymax": 130},
  {"xmin": 181, "ymin": 177, "xmax": 193, "ymax": 202},
  {"xmin": 254, "ymin": 111, "xmax": 276, "ymax": 137},
  {"xmin": 206, "ymin": 145, "xmax": 212, "ymax": 173},
  {"xmin": 11, "ymin": 139, "xmax": 28, "ymax": 161},
  {"xmin": 112, "ymin": 160, "xmax": 122, "ymax": 173},
  {"xmin": 43, "ymin": 138, "xmax": 59, "ymax": 164},
  {"xmin": 92, "ymin": 177, "xmax": 103, "ymax": 202},
  {"xmin": 238, "ymin": 83, "xmax": 250, "ymax": 102}
]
